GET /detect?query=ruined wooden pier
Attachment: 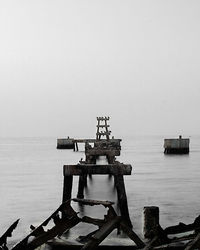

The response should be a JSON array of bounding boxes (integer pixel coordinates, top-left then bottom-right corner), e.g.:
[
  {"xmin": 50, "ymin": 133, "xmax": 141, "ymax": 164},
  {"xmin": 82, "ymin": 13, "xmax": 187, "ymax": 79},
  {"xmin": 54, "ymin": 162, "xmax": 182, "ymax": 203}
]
[
  {"xmin": 61, "ymin": 117, "xmax": 133, "ymax": 228},
  {"xmin": 2, "ymin": 118, "xmax": 199, "ymax": 249},
  {"xmin": 6, "ymin": 202, "xmax": 200, "ymax": 250},
  {"xmin": 57, "ymin": 116, "xmax": 121, "ymax": 152}
]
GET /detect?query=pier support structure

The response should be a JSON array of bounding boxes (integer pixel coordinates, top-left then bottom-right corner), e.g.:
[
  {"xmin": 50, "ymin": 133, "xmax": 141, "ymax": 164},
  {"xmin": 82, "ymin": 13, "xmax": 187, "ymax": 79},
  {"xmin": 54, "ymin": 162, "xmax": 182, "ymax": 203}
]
[{"xmin": 62, "ymin": 164, "xmax": 133, "ymax": 228}]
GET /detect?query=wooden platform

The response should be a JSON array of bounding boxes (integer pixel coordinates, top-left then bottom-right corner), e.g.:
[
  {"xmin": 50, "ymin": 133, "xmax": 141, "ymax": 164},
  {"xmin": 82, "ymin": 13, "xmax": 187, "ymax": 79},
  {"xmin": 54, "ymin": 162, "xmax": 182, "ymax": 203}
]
[{"xmin": 57, "ymin": 138, "xmax": 122, "ymax": 151}]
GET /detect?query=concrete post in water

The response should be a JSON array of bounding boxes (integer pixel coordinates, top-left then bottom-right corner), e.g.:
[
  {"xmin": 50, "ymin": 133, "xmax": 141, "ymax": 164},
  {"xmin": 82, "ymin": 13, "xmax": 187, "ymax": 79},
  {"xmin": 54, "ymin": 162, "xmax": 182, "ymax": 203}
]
[
  {"xmin": 164, "ymin": 135, "xmax": 190, "ymax": 154},
  {"xmin": 57, "ymin": 138, "xmax": 75, "ymax": 149},
  {"xmin": 143, "ymin": 206, "xmax": 159, "ymax": 239}
]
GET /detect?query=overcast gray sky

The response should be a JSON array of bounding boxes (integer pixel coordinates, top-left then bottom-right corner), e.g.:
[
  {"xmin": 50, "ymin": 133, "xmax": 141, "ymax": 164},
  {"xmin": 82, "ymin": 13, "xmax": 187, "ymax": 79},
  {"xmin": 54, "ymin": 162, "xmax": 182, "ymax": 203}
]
[{"xmin": 0, "ymin": 0, "xmax": 200, "ymax": 137}]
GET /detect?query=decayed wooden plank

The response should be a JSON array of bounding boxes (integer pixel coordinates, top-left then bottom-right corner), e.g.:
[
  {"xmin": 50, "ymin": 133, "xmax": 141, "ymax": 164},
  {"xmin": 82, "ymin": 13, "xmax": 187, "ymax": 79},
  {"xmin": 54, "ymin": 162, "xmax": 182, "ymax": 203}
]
[
  {"xmin": 120, "ymin": 221, "xmax": 145, "ymax": 248},
  {"xmin": 171, "ymin": 234, "xmax": 195, "ymax": 243},
  {"xmin": 165, "ymin": 223, "xmax": 200, "ymax": 235},
  {"xmin": 63, "ymin": 164, "xmax": 132, "ymax": 176},
  {"xmin": 85, "ymin": 149, "xmax": 120, "ymax": 156},
  {"xmin": 185, "ymin": 232, "xmax": 200, "ymax": 250},
  {"xmin": 153, "ymin": 242, "xmax": 185, "ymax": 249},
  {"xmin": 143, "ymin": 236, "xmax": 160, "ymax": 250},
  {"xmin": 72, "ymin": 198, "xmax": 114, "ymax": 207},
  {"xmin": 11, "ymin": 201, "xmax": 77, "ymax": 250},
  {"xmin": 164, "ymin": 215, "xmax": 200, "ymax": 235},
  {"xmin": 26, "ymin": 216, "xmax": 80, "ymax": 250},
  {"xmin": 81, "ymin": 217, "xmax": 121, "ymax": 250},
  {"xmin": 81, "ymin": 216, "xmax": 105, "ymax": 226},
  {"xmin": 0, "ymin": 219, "xmax": 19, "ymax": 246},
  {"xmin": 74, "ymin": 138, "xmax": 121, "ymax": 143}
]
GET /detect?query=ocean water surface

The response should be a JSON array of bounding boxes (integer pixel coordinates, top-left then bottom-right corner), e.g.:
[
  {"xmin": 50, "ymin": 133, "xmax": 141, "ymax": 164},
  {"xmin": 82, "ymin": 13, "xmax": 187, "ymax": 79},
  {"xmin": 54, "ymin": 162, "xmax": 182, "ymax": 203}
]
[{"xmin": 0, "ymin": 135, "xmax": 200, "ymax": 246}]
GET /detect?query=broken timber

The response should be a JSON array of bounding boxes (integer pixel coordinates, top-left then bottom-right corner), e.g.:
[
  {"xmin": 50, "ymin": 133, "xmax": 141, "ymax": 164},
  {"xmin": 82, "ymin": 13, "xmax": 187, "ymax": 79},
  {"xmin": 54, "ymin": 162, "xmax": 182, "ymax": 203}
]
[
  {"xmin": 11, "ymin": 201, "xmax": 80, "ymax": 250},
  {"xmin": 10, "ymin": 199, "xmax": 145, "ymax": 250},
  {"xmin": 53, "ymin": 199, "xmax": 144, "ymax": 250},
  {"xmin": 0, "ymin": 219, "xmax": 19, "ymax": 249},
  {"xmin": 141, "ymin": 209, "xmax": 200, "ymax": 250}
]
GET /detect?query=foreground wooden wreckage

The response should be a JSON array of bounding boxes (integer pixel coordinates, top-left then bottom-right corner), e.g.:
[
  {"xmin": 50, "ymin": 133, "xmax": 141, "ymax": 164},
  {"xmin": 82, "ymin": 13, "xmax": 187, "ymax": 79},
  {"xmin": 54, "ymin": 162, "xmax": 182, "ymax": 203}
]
[
  {"xmin": 2, "ymin": 201, "xmax": 200, "ymax": 249},
  {"xmin": 1, "ymin": 117, "xmax": 199, "ymax": 249}
]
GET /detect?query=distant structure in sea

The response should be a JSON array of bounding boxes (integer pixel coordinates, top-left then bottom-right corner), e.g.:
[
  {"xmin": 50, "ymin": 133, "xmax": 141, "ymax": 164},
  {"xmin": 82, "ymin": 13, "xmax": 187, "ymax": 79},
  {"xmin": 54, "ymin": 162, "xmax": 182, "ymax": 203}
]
[{"xmin": 164, "ymin": 135, "xmax": 190, "ymax": 154}]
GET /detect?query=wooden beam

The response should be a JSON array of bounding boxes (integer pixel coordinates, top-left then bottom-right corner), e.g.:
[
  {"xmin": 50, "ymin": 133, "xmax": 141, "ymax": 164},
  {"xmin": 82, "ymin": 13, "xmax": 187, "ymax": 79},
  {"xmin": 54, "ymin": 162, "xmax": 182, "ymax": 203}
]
[
  {"xmin": 85, "ymin": 149, "xmax": 120, "ymax": 156},
  {"xmin": 185, "ymin": 232, "xmax": 200, "ymax": 250},
  {"xmin": 26, "ymin": 216, "xmax": 80, "ymax": 250},
  {"xmin": 165, "ymin": 223, "xmax": 200, "ymax": 235},
  {"xmin": 81, "ymin": 217, "xmax": 121, "ymax": 250},
  {"xmin": 97, "ymin": 125, "xmax": 110, "ymax": 127},
  {"xmin": 74, "ymin": 138, "xmax": 122, "ymax": 143},
  {"xmin": 63, "ymin": 164, "xmax": 132, "ymax": 176},
  {"xmin": 72, "ymin": 198, "xmax": 114, "ymax": 207},
  {"xmin": 97, "ymin": 117, "xmax": 110, "ymax": 121},
  {"xmin": 120, "ymin": 221, "xmax": 145, "ymax": 248},
  {"xmin": 81, "ymin": 216, "xmax": 105, "ymax": 226}
]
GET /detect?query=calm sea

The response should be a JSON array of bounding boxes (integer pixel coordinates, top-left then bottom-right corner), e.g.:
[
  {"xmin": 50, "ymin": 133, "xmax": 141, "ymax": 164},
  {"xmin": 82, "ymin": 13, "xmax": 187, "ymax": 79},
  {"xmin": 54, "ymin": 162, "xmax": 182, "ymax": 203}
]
[{"xmin": 1, "ymin": 136, "xmax": 200, "ymax": 246}]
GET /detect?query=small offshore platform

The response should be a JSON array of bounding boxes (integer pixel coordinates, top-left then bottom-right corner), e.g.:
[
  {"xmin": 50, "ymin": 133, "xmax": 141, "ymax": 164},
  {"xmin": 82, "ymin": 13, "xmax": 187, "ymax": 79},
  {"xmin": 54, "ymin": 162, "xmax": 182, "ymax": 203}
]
[{"xmin": 164, "ymin": 135, "xmax": 190, "ymax": 154}]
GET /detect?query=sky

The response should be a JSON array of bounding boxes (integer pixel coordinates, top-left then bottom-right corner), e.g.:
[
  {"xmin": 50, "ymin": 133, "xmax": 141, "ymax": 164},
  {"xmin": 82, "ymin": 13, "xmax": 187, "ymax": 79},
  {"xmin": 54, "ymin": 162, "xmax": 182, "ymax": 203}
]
[{"xmin": 0, "ymin": 0, "xmax": 200, "ymax": 138}]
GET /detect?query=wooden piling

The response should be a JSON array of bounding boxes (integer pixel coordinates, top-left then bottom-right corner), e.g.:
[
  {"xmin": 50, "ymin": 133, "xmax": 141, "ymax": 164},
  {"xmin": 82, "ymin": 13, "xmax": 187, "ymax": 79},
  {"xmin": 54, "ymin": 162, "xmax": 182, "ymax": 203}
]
[
  {"xmin": 62, "ymin": 176, "xmax": 73, "ymax": 203},
  {"xmin": 75, "ymin": 142, "xmax": 79, "ymax": 151},
  {"xmin": 143, "ymin": 206, "xmax": 159, "ymax": 239},
  {"xmin": 77, "ymin": 175, "xmax": 87, "ymax": 199},
  {"xmin": 114, "ymin": 175, "xmax": 132, "ymax": 228}
]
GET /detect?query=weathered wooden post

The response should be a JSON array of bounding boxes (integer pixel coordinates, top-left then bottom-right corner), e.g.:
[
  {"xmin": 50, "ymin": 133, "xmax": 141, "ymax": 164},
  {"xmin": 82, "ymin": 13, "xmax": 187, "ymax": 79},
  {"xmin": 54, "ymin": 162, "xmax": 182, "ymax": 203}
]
[
  {"xmin": 75, "ymin": 142, "xmax": 79, "ymax": 151},
  {"xmin": 77, "ymin": 174, "xmax": 87, "ymax": 199},
  {"xmin": 143, "ymin": 206, "xmax": 159, "ymax": 239},
  {"xmin": 114, "ymin": 175, "xmax": 132, "ymax": 228},
  {"xmin": 63, "ymin": 164, "xmax": 132, "ymax": 226},
  {"xmin": 62, "ymin": 176, "xmax": 73, "ymax": 203}
]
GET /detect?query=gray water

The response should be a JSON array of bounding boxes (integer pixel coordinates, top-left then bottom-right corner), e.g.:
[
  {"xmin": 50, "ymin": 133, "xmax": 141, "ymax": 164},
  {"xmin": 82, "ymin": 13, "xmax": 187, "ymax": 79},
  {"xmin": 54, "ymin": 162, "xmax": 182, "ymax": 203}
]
[{"xmin": 1, "ymin": 136, "xmax": 200, "ymax": 246}]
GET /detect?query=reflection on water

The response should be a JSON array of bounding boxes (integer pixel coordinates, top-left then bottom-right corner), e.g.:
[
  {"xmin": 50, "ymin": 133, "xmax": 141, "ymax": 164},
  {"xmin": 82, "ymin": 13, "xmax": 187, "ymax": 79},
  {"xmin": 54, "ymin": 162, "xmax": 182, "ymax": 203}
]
[{"xmin": 1, "ymin": 136, "xmax": 200, "ymax": 246}]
